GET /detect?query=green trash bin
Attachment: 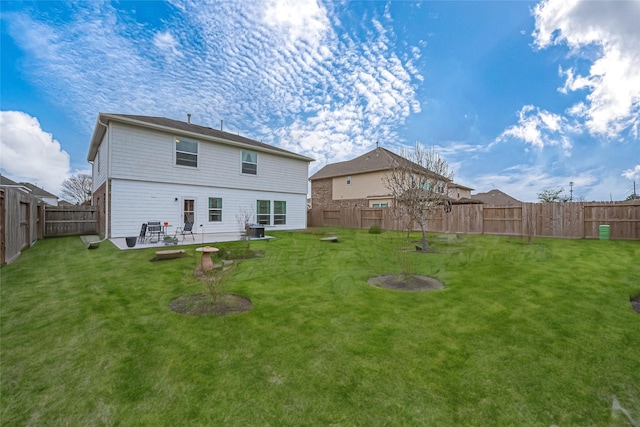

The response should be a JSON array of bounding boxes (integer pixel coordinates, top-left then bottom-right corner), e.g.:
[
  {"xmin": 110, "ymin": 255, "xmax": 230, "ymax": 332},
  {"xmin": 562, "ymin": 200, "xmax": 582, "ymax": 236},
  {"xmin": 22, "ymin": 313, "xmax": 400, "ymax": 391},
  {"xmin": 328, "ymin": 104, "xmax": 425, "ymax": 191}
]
[{"xmin": 599, "ymin": 225, "xmax": 610, "ymax": 240}]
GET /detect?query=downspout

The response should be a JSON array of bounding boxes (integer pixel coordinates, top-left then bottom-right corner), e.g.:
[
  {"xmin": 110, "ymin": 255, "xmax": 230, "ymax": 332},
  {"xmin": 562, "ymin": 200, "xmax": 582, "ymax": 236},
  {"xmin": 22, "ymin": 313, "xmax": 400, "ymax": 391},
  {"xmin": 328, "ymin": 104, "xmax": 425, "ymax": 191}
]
[{"xmin": 97, "ymin": 117, "xmax": 110, "ymax": 239}]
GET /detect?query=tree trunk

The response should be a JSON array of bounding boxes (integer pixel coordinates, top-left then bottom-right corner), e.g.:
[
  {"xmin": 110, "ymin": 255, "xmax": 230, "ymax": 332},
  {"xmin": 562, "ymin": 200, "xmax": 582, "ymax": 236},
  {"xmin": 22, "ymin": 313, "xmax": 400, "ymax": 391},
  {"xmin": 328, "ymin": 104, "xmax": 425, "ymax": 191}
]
[{"xmin": 419, "ymin": 219, "xmax": 428, "ymax": 252}]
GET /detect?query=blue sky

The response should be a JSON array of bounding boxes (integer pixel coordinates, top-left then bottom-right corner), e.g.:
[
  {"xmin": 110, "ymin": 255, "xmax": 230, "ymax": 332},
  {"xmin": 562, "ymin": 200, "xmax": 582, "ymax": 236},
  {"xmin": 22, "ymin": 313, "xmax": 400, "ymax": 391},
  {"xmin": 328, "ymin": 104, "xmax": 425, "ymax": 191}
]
[{"xmin": 1, "ymin": 0, "xmax": 639, "ymax": 202}]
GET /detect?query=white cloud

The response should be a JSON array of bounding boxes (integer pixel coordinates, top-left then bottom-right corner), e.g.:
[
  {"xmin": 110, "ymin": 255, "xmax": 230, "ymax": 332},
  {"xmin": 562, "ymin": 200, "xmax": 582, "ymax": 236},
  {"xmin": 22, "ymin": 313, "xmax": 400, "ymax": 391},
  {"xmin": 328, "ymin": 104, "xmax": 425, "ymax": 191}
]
[
  {"xmin": 433, "ymin": 141, "xmax": 486, "ymax": 159},
  {"xmin": 3, "ymin": 2, "xmax": 423, "ymax": 173},
  {"xmin": 153, "ymin": 31, "xmax": 184, "ymax": 59},
  {"xmin": 622, "ymin": 165, "xmax": 640, "ymax": 181},
  {"xmin": 262, "ymin": 0, "xmax": 330, "ymax": 49},
  {"xmin": 497, "ymin": 105, "xmax": 574, "ymax": 154},
  {"xmin": 474, "ymin": 164, "xmax": 597, "ymax": 202},
  {"xmin": 0, "ymin": 111, "xmax": 70, "ymax": 194},
  {"xmin": 533, "ymin": 0, "xmax": 640, "ymax": 138}
]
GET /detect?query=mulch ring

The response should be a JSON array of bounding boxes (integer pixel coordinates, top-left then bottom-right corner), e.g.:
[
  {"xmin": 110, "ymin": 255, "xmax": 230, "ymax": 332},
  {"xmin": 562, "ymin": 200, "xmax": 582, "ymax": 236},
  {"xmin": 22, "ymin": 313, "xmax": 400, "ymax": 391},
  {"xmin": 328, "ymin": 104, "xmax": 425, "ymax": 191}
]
[
  {"xmin": 169, "ymin": 293, "xmax": 253, "ymax": 316},
  {"xmin": 631, "ymin": 295, "xmax": 640, "ymax": 315},
  {"xmin": 368, "ymin": 275, "xmax": 445, "ymax": 292}
]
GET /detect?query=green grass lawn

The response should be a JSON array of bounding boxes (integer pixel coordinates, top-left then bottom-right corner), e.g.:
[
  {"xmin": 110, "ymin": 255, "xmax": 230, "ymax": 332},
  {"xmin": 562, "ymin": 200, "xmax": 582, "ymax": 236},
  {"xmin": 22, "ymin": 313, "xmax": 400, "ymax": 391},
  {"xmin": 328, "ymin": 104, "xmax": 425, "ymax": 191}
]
[{"xmin": 1, "ymin": 229, "xmax": 639, "ymax": 426}]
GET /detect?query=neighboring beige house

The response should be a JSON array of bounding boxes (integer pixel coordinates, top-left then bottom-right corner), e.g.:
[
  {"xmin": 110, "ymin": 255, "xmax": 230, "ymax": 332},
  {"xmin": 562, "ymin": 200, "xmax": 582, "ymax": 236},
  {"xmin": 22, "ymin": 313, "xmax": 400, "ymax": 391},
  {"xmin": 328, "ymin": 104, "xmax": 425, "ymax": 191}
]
[
  {"xmin": 448, "ymin": 182, "xmax": 474, "ymax": 201},
  {"xmin": 472, "ymin": 189, "xmax": 521, "ymax": 206},
  {"xmin": 309, "ymin": 147, "xmax": 453, "ymax": 209}
]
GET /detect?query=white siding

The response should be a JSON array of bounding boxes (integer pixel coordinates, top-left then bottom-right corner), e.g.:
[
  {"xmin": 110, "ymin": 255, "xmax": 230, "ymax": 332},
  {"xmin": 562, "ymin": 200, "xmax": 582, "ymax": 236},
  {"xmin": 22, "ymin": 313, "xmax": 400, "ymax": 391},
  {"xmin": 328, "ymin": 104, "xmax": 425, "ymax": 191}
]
[
  {"xmin": 109, "ymin": 123, "xmax": 308, "ymax": 194},
  {"xmin": 110, "ymin": 179, "xmax": 307, "ymax": 238},
  {"xmin": 42, "ymin": 196, "xmax": 58, "ymax": 206},
  {"xmin": 92, "ymin": 133, "xmax": 108, "ymax": 192}
]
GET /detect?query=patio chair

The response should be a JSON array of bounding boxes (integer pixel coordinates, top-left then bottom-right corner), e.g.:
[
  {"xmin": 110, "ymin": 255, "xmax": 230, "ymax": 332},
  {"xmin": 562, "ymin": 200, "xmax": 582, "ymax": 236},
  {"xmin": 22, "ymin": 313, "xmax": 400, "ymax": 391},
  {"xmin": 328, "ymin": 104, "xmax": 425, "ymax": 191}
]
[
  {"xmin": 147, "ymin": 221, "xmax": 163, "ymax": 243},
  {"xmin": 179, "ymin": 221, "xmax": 195, "ymax": 241},
  {"xmin": 137, "ymin": 223, "xmax": 148, "ymax": 243}
]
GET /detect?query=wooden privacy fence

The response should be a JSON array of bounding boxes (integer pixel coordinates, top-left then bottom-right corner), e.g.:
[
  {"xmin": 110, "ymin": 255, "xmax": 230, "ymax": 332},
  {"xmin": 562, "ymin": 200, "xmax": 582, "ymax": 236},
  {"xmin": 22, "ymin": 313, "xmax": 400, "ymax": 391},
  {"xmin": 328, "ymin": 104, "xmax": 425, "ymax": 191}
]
[
  {"xmin": 45, "ymin": 206, "xmax": 98, "ymax": 237},
  {"xmin": 1, "ymin": 187, "xmax": 45, "ymax": 264},
  {"xmin": 307, "ymin": 202, "xmax": 640, "ymax": 240}
]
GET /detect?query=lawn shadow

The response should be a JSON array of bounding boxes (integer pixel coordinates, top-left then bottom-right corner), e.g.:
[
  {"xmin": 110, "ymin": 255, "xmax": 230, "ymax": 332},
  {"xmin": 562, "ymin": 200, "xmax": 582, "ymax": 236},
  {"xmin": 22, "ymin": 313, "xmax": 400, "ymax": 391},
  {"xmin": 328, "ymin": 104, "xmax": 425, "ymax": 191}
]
[{"xmin": 368, "ymin": 274, "xmax": 445, "ymax": 292}]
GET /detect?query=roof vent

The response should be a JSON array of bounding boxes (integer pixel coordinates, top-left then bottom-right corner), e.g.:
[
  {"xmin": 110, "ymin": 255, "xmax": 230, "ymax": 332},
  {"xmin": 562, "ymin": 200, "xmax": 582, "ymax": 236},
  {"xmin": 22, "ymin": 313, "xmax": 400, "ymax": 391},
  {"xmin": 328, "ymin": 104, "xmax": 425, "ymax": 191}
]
[{"xmin": 187, "ymin": 113, "xmax": 191, "ymax": 124}]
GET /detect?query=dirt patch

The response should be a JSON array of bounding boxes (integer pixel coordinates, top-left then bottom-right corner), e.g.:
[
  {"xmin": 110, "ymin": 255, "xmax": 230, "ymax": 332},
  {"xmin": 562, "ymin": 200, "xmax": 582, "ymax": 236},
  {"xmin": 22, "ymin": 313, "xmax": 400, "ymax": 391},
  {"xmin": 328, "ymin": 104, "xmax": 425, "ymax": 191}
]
[
  {"xmin": 169, "ymin": 293, "xmax": 253, "ymax": 316},
  {"xmin": 368, "ymin": 274, "xmax": 445, "ymax": 292},
  {"xmin": 631, "ymin": 295, "xmax": 640, "ymax": 315}
]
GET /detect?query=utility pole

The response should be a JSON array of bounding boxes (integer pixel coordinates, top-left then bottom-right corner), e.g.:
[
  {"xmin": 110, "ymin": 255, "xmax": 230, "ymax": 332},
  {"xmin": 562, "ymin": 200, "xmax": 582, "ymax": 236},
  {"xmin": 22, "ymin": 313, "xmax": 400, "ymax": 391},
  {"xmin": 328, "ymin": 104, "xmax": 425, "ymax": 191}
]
[{"xmin": 569, "ymin": 181, "xmax": 574, "ymax": 202}]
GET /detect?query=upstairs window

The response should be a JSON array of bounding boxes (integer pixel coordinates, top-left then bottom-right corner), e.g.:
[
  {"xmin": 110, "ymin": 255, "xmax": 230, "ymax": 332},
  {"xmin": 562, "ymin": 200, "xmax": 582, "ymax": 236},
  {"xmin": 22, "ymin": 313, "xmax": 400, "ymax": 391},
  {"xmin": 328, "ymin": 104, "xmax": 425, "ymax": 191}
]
[
  {"xmin": 242, "ymin": 150, "xmax": 257, "ymax": 175},
  {"xmin": 346, "ymin": 176, "xmax": 351, "ymax": 185},
  {"xmin": 274, "ymin": 201, "xmax": 286, "ymax": 225},
  {"xmin": 257, "ymin": 200, "xmax": 270, "ymax": 225},
  {"xmin": 175, "ymin": 137, "xmax": 198, "ymax": 167},
  {"xmin": 208, "ymin": 197, "xmax": 222, "ymax": 222}
]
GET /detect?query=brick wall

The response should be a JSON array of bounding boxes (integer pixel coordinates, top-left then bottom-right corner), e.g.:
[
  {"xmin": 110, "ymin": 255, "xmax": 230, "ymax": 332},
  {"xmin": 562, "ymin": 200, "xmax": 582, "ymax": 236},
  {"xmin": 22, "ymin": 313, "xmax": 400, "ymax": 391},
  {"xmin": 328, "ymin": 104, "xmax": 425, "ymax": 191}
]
[
  {"xmin": 311, "ymin": 178, "xmax": 332, "ymax": 209},
  {"xmin": 92, "ymin": 181, "xmax": 109, "ymax": 237}
]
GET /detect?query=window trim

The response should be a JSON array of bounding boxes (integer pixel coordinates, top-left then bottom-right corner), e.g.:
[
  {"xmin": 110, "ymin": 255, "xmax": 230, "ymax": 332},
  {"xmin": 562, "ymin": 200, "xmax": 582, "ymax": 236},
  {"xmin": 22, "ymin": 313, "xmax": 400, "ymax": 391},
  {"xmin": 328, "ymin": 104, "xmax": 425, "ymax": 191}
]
[
  {"xmin": 208, "ymin": 197, "xmax": 222, "ymax": 222},
  {"xmin": 242, "ymin": 150, "xmax": 258, "ymax": 175},
  {"xmin": 175, "ymin": 136, "xmax": 199, "ymax": 168},
  {"xmin": 274, "ymin": 200, "xmax": 286, "ymax": 225},
  {"xmin": 256, "ymin": 199, "xmax": 271, "ymax": 225}
]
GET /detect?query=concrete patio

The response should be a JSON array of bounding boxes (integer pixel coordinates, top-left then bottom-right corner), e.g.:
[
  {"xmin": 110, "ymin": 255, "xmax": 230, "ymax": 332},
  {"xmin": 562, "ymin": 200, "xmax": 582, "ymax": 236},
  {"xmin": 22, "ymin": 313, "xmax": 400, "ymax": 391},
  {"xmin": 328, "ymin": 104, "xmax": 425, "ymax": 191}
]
[{"xmin": 110, "ymin": 232, "xmax": 273, "ymax": 250}]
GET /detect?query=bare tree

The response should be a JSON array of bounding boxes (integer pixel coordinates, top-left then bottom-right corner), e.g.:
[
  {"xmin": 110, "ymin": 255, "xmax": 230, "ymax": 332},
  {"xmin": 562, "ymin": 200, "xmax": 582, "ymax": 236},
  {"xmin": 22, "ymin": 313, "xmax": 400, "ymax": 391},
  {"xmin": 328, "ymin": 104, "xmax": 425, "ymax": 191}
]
[
  {"xmin": 61, "ymin": 173, "xmax": 92, "ymax": 205},
  {"xmin": 383, "ymin": 143, "xmax": 453, "ymax": 252},
  {"xmin": 235, "ymin": 206, "xmax": 254, "ymax": 243}
]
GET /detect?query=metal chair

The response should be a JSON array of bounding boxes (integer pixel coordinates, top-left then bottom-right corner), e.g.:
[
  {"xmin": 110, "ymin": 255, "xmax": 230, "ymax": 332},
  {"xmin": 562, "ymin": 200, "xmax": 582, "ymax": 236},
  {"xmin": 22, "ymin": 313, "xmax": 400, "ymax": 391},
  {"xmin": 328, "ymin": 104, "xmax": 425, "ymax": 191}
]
[
  {"xmin": 138, "ymin": 223, "xmax": 148, "ymax": 243},
  {"xmin": 180, "ymin": 221, "xmax": 195, "ymax": 240},
  {"xmin": 147, "ymin": 221, "xmax": 162, "ymax": 243}
]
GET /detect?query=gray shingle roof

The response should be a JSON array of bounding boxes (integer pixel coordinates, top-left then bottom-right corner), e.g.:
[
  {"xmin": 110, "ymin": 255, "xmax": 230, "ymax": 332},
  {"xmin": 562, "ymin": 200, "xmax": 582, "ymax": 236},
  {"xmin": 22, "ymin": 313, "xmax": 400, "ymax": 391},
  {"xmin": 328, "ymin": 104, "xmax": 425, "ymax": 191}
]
[
  {"xmin": 449, "ymin": 182, "xmax": 474, "ymax": 191},
  {"xmin": 19, "ymin": 182, "xmax": 58, "ymax": 199},
  {"xmin": 472, "ymin": 189, "xmax": 521, "ymax": 206},
  {"xmin": 0, "ymin": 175, "xmax": 20, "ymax": 186},
  {"xmin": 309, "ymin": 147, "xmax": 450, "ymax": 181},
  {"xmin": 88, "ymin": 113, "xmax": 314, "ymax": 162}
]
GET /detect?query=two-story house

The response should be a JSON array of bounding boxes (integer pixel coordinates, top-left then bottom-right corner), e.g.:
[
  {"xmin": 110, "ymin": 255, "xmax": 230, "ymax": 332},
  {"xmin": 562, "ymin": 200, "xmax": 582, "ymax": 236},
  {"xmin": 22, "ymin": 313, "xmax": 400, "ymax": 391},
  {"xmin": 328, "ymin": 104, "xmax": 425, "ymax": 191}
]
[
  {"xmin": 309, "ymin": 147, "xmax": 453, "ymax": 209},
  {"xmin": 87, "ymin": 114, "xmax": 314, "ymax": 238}
]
